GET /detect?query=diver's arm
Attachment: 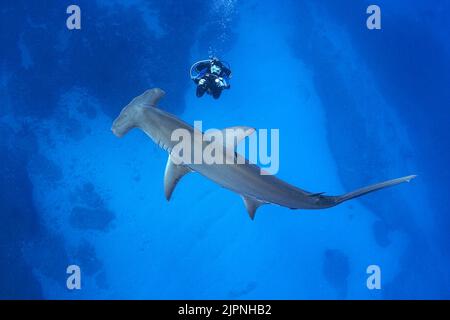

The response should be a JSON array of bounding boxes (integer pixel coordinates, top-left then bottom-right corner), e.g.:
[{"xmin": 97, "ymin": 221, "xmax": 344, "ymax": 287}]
[
  {"xmin": 220, "ymin": 65, "xmax": 232, "ymax": 77},
  {"xmin": 195, "ymin": 61, "xmax": 211, "ymax": 72},
  {"xmin": 223, "ymin": 78, "xmax": 230, "ymax": 89}
]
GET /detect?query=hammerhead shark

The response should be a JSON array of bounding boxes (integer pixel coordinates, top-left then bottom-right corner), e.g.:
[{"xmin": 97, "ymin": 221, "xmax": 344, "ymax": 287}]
[{"xmin": 111, "ymin": 88, "xmax": 416, "ymax": 220}]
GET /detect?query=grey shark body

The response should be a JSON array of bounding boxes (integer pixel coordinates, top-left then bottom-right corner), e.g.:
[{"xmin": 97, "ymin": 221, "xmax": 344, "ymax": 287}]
[{"xmin": 112, "ymin": 88, "xmax": 416, "ymax": 219}]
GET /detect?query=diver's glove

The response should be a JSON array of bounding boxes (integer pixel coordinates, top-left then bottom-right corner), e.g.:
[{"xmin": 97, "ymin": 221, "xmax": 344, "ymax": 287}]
[{"xmin": 215, "ymin": 77, "xmax": 229, "ymax": 89}]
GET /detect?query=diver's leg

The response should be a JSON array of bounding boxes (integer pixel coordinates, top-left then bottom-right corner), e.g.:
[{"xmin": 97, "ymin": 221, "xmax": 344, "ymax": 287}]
[
  {"xmin": 211, "ymin": 77, "xmax": 223, "ymax": 99},
  {"xmin": 196, "ymin": 85, "xmax": 206, "ymax": 97},
  {"xmin": 212, "ymin": 88, "xmax": 222, "ymax": 99},
  {"xmin": 196, "ymin": 78, "xmax": 207, "ymax": 97}
]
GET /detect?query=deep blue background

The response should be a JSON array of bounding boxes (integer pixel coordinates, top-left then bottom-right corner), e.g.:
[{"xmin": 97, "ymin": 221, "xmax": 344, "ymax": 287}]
[{"xmin": 0, "ymin": 0, "xmax": 449, "ymax": 299}]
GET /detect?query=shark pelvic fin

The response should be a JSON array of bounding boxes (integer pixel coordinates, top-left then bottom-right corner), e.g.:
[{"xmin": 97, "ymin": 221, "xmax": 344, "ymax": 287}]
[
  {"xmin": 309, "ymin": 192, "xmax": 325, "ymax": 197},
  {"xmin": 241, "ymin": 196, "xmax": 265, "ymax": 220},
  {"xmin": 164, "ymin": 156, "xmax": 191, "ymax": 201}
]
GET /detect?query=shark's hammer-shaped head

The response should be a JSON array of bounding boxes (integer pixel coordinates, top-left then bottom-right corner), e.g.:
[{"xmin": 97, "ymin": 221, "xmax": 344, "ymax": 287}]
[{"xmin": 111, "ymin": 88, "xmax": 166, "ymax": 138}]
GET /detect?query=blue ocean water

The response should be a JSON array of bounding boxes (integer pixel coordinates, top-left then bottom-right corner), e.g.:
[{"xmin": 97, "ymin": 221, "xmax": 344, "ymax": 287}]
[{"xmin": 0, "ymin": 0, "xmax": 449, "ymax": 299}]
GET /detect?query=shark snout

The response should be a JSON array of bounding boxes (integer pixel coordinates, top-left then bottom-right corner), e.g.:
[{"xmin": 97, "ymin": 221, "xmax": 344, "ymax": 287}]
[
  {"xmin": 111, "ymin": 114, "xmax": 129, "ymax": 138},
  {"xmin": 111, "ymin": 125, "xmax": 123, "ymax": 138}
]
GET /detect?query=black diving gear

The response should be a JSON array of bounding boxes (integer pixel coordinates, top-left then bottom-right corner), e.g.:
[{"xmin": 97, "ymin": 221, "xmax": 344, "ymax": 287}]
[{"xmin": 190, "ymin": 57, "xmax": 231, "ymax": 99}]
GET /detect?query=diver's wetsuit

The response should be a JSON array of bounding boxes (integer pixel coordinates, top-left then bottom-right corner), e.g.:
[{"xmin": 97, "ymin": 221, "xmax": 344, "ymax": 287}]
[{"xmin": 193, "ymin": 60, "xmax": 231, "ymax": 99}]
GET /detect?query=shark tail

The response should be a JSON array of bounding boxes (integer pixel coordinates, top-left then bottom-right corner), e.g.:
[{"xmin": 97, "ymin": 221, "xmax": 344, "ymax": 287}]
[{"xmin": 335, "ymin": 174, "xmax": 417, "ymax": 204}]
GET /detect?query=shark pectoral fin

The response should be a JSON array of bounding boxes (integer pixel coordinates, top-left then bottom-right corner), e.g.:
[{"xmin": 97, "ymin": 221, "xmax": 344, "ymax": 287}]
[
  {"xmin": 222, "ymin": 126, "xmax": 256, "ymax": 149},
  {"xmin": 241, "ymin": 196, "xmax": 265, "ymax": 220},
  {"xmin": 164, "ymin": 156, "xmax": 191, "ymax": 201}
]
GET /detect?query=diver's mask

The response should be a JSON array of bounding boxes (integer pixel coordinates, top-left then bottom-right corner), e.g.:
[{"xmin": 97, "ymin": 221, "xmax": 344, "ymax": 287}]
[{"xmin": 211, "ymin": 64, "xmax": 222, "ymax": 75}]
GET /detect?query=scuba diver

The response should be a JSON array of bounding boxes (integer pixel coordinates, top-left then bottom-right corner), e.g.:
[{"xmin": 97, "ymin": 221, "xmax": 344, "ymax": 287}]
[{"xmin": 190, "ymin": 57, "xmax": 231, "ymax": 99}]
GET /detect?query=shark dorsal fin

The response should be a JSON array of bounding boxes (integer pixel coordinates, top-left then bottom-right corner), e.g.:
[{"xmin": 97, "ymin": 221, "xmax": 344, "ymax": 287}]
[
  {"xmin": 241, "ymin": 196, "xmax": 265, "ymax": 220},
  {"xmin": 204, "ymin": 126, "xmax": 255, "ymax": 150},
  {"xmin": 222, "ymin": 126, "xmax": 255, "ymax": 147},
  {"xmin": 134, "ymin": 88, "xmax": 166, "ymax": 107},
  {"xmin": 164, "ymin": 156, "xmax": 191, "ymax": 201}
]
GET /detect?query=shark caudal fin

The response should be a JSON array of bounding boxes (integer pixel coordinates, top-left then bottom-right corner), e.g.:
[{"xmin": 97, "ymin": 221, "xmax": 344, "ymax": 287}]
[{"xmin": 336, "ymin": 175, "xmax": 417, "ymax": 204}]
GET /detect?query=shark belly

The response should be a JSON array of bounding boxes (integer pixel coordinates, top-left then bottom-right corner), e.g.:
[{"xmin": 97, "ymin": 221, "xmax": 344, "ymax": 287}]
[{"xmin": 187, "ymin": 162, "xmax": 316, "ymax": 209}]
